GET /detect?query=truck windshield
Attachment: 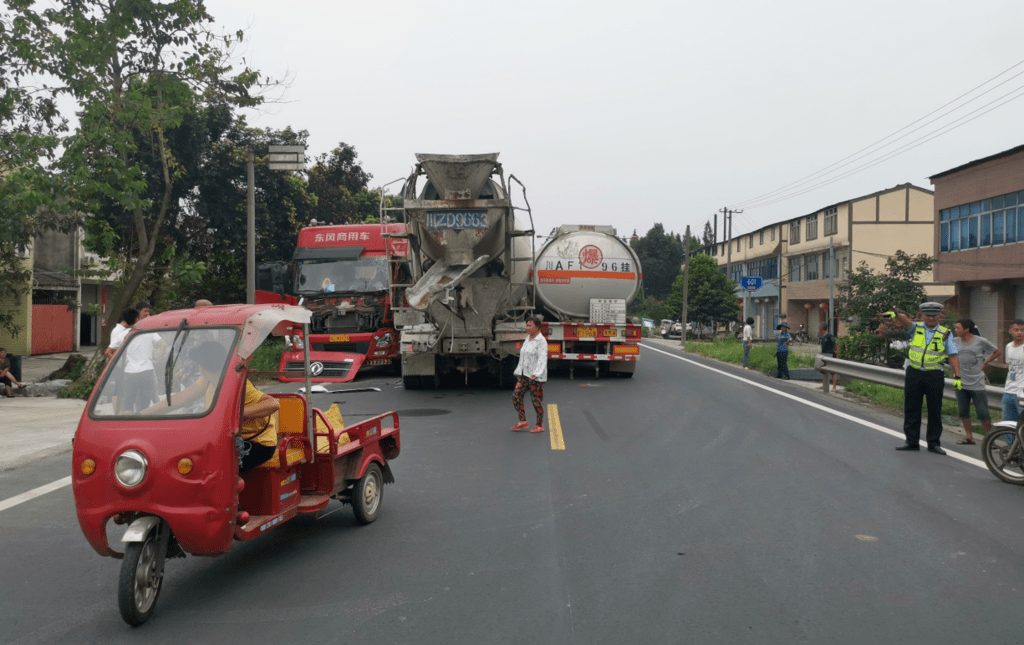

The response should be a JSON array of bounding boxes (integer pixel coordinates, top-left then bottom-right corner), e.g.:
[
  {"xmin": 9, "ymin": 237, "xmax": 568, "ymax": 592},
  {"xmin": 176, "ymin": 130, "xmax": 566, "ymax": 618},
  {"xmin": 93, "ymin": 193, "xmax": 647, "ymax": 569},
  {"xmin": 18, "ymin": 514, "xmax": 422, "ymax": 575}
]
[
  {"xmin": 295, "ymin": 257, "xmax": 389, "ymax": 294},
  {"xmin": 90, "ymin": 328, "xmax": 238, "ymax": 419}
]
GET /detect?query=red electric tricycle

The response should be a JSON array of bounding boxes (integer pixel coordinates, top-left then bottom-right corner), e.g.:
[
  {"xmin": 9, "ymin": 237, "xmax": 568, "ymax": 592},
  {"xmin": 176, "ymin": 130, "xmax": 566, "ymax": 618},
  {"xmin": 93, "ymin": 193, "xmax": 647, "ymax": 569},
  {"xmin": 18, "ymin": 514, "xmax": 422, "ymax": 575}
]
[{"xmin": 72, "ymin": 304, "xmax": 400, "ymax": 626}]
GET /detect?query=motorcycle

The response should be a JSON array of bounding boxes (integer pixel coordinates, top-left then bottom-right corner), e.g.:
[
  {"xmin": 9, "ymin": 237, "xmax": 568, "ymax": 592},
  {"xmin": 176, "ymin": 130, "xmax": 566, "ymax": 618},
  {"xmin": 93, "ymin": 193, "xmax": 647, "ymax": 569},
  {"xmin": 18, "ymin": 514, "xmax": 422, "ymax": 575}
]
[
  {"xmin": 981, "ymin": 394, "xmax": 1024, "ymax": 484},
  {"xmin": 72, "ymin": 304, "xmax": 401, "ymax": 626}
]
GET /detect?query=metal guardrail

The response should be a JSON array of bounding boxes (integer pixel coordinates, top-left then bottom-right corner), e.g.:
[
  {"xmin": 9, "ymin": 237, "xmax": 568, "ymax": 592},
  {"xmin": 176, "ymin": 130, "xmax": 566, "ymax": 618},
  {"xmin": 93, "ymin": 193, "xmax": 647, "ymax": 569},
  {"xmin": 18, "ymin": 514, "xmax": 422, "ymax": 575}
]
[{"xmin": 814, "ymin": 354, "xmax": 1007, "ymax": 411}]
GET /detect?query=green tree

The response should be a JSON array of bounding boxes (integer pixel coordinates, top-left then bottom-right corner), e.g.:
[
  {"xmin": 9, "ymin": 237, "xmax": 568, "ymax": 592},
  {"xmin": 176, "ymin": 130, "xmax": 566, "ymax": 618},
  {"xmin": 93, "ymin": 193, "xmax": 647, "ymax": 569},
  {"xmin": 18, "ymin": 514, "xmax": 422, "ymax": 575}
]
[
  {"xmin": 701, "ymin": 221, "xmax": 715, "ymax": 248},
  {"xmin": 183, "ymin": 119, "xmax": 315, "ymax": 305},
  {"xmin": 631, "ymin": 223, "xmax": 682, "ymax": 300},
  {"xmin": 836, "ymin": 250, "xmax": 935, "ymax": 365},
  {"xmin": 306, "ymin": 143, "xmax": 378, "ymax": 224},
  {"xmin": 1, "ymin": 0, "xmax": 272, "ymax": 344},
  {"xmin": 666, "ymin": 254, "xmax": 739, "ymax": 332}
]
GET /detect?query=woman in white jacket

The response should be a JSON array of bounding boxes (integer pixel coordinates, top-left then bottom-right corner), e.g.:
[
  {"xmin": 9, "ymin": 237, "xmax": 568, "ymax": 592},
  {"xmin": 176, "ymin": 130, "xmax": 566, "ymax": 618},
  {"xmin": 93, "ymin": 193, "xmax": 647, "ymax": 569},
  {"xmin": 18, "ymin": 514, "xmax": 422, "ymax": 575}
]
[{"xmin": 511, "ymin": 315, "xmax": 548, "ymax": 433}]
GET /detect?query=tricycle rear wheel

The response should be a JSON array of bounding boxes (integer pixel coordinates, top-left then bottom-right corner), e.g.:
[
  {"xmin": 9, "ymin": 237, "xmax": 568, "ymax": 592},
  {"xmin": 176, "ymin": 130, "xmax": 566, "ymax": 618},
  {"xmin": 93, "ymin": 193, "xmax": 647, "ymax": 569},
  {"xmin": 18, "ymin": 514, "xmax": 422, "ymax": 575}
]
[
  {"xmin": 117, "ymin": 531, "xmax": 164, "ymax": 626},
  {"xmin": 352, "ymin": 463, "xmax": 383, "ymax": 525}
]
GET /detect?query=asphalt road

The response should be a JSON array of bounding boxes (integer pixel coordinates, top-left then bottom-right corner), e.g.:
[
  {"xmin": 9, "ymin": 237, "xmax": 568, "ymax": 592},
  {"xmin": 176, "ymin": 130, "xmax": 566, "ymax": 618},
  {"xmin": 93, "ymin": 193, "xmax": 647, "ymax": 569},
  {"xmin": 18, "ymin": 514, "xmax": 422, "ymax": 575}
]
[{"xmin": 2, "ymin": 344, "xmax": 1023, "ymax": 644}]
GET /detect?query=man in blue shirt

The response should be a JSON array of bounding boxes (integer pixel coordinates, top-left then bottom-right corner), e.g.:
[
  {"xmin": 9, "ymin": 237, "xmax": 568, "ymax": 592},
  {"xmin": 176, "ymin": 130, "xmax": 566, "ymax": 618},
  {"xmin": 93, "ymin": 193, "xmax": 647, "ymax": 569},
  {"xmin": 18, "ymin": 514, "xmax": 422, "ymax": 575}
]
[
  {"xmin": 882, "ymin": 301, "xmax": 961, "ymax": 455},
  {"xmin": 775, "ymin": 322, "xmax": 793, "ymax": 380}
]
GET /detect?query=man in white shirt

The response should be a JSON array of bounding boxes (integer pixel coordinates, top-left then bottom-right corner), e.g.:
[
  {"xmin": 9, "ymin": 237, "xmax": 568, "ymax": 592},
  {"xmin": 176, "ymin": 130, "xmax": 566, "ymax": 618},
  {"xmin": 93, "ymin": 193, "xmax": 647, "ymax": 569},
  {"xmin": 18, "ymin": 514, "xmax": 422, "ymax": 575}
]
[
  {"xmin": 742, "ymin": 317, "xmax": 754, "ymax": 369},
  {"xmin": 1003, "ymin": 319, "xmax": 1024, "ymax": 422},
  {"xmin": 105, "ymin": 308, "xmax": 139, "ymax": 359}
]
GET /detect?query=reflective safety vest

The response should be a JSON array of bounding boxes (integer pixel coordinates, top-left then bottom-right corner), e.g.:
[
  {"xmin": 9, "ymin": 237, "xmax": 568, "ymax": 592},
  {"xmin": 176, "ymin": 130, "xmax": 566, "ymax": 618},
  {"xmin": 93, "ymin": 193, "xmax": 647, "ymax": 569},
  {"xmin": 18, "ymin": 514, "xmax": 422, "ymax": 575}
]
[{"xmin": 908, "ymin": 324, "xmax": 950, "ymax": 371}]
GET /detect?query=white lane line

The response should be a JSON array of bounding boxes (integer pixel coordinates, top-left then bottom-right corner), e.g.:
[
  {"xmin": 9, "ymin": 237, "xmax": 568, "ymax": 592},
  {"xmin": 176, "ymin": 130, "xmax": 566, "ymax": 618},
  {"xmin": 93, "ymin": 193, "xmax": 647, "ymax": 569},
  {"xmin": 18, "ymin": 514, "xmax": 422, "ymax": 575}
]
[
  {"xmin": 0, "ymin": 476, "xmax": 72, "ymax": 513},
  {"xmin": 641, "ymin": 343, "xmax": 988, "ymax": 470}
]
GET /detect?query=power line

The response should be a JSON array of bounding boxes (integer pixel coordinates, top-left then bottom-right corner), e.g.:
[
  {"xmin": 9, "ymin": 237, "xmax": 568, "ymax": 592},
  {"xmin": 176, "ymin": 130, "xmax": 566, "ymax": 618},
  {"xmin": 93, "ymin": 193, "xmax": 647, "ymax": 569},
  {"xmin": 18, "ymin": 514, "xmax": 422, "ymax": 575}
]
[
  {"xmin": 740, "ymin": 84, "xmax": 1024, "ymax": 211},
  {"xmin": 730, "ymin": 58, "xmax": 1024, "ymax": 211}
]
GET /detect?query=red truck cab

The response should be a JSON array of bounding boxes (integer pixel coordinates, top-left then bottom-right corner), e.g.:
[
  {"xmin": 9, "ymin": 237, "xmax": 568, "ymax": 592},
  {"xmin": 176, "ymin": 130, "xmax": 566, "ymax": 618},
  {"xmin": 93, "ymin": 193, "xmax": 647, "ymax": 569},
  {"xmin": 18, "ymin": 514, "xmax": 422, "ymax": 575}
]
[{"xmin": 279, "ymin": 223, "xmax": 408, "ymax": 382}]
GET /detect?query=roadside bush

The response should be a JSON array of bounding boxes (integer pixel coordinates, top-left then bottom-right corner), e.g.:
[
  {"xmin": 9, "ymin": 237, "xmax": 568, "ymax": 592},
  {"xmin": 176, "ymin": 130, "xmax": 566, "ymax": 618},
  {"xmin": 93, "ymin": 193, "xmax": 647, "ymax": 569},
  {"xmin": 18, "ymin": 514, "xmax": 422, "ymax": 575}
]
[{"xmin": 249, "ymin": 339, "xmax": 286, "ymax": 384}]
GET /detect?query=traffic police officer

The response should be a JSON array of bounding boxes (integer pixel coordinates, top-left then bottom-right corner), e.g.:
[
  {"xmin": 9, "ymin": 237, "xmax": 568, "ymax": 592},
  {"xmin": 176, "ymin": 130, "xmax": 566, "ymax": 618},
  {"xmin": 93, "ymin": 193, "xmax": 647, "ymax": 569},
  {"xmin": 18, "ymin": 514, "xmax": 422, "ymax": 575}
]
[{"xmin": 882, "ymin": 302, "xmax": 961, "ymax": 455}]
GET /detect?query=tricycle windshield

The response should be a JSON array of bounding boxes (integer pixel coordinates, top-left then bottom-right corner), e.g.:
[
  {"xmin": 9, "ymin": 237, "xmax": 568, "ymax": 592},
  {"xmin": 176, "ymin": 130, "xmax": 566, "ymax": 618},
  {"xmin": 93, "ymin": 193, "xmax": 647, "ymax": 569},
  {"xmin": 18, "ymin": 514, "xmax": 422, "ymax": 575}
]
[
  {"xmin": 295, "ymin": 257, "xmax": 388, "ymax": 295},
  {"xmin": 90, "ymin": 327, "xmax": 238, "ymax": 419}
]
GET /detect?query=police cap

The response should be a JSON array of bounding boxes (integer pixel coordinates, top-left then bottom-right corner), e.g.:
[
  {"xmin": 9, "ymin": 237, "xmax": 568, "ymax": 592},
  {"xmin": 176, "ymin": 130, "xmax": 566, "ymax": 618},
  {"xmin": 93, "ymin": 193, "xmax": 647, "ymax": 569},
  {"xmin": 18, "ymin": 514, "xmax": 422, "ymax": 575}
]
[{"xmin": 918, "ymin": 301, "xmax": 944, "ymax": 315}]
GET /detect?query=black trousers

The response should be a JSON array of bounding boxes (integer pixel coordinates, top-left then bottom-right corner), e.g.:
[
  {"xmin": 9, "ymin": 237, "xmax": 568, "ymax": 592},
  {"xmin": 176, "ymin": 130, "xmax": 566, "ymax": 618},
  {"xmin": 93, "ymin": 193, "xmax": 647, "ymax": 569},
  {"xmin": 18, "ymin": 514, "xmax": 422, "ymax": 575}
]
[{"xmin": 903, "ymin": 367, "xmax": 945, "ymax": 447}]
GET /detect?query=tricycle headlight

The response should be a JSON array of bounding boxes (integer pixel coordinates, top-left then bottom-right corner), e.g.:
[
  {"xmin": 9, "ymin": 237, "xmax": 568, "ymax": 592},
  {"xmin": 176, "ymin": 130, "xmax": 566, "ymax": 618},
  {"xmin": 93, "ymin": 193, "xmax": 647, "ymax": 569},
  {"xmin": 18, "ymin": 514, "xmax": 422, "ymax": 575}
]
[
  {"xmin": 375, "ymin": 332, "xmax": 392, "ymax": 348},
  {"xmin": 114, "ymin": 450, "xmax": 148, "ymax": 488}
]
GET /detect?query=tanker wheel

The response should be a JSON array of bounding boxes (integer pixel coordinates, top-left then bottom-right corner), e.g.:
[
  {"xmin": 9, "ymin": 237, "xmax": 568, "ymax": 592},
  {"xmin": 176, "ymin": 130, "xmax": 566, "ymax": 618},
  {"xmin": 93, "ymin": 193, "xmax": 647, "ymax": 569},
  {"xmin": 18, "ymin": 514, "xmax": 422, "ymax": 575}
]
[
  {"xmin": 117, "ymin": 530, "xmax": 164, "ymax": 626},
  {"xmin": 352, "ymin": 463, "xmax": 383, "ymax": 525},
  {"xmin": 402, "ymin": 374, "xmax": 422, "ymax": 390},
  {"xmin": 499, "ymin": 357, "xmax": 517, "ymax": 389}
]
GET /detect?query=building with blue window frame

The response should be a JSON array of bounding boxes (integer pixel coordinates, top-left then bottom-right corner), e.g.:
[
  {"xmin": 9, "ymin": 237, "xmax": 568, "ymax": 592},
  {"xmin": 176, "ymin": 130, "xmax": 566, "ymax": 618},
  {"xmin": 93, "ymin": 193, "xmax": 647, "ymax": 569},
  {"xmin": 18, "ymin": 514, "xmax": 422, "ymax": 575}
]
[{"xmin": 931, "ymin": 144, "xmax": 1024, "ymax": 347}]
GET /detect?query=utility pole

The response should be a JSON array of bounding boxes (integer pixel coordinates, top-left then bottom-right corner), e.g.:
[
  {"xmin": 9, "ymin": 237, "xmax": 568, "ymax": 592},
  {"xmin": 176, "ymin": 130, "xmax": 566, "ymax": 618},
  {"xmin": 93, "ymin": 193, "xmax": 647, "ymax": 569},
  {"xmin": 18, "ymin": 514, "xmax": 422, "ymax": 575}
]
[
  {"xmin": 721, "ymin": 207, "xmax": 742, "ymax": 332},
  {"xmin": 247, "ymin": 149, "xmax": 256, "ymax": 304},
  {"xmin": 828, "ymin": 236, "xmax": 835, "ymax": 334},
  {"xmin": 681, "ymin": 228, "xmax": 689, "ymax": 348}
]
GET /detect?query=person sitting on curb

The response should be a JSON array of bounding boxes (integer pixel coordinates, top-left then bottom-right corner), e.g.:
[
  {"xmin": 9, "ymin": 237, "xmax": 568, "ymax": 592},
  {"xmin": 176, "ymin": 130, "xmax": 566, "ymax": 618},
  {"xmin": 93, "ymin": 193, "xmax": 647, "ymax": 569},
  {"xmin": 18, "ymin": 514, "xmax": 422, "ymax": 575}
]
[{"xmin": 0, "ymin": 348, "xmax": 26, "ymax": 397}]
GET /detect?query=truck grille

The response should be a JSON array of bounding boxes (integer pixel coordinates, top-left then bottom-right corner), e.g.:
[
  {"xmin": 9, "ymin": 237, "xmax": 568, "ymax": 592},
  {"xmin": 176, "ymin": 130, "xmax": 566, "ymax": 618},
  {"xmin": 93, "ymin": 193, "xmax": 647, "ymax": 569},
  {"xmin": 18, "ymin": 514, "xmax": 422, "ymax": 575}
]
[
  {"xmin": 285, "ymin": 360, "xmax": 353, "ymax": 379},
  {"xmin": 311, "ymin": 342, "xmax": 371, "ymax": 354}
]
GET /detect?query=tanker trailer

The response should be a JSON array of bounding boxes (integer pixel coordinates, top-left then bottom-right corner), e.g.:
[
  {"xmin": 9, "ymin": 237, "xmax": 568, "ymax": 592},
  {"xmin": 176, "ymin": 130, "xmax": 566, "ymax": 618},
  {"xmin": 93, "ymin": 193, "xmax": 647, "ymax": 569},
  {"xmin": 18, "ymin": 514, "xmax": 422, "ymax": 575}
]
[
  {"xmin": 389, "ymin": 153, "xmax": 535, "ymax": 388},
  {"xmin": 534, "ymin": 225, "xmax": 643, "ymax": 378}
]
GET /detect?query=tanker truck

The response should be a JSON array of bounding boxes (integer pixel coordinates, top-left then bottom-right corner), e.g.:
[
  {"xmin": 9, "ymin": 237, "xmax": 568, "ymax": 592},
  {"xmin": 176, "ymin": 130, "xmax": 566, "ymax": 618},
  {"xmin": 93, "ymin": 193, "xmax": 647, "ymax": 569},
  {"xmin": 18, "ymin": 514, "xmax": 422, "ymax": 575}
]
[
  {"xmin": 387, "ymin": 153, "xmax": 535, "ymax": 388},
  {"xmin": 534, "ymin": 225, "xmax": 643, "ymax": 378}
]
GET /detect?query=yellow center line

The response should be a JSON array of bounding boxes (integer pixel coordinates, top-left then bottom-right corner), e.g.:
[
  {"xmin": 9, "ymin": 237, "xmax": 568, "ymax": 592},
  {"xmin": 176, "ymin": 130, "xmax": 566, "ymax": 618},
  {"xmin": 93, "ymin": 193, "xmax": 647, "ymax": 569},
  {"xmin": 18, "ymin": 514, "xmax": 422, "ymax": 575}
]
[{"xmin": 548, "ymin": 404, "xmax": 565, "ymax": 450}]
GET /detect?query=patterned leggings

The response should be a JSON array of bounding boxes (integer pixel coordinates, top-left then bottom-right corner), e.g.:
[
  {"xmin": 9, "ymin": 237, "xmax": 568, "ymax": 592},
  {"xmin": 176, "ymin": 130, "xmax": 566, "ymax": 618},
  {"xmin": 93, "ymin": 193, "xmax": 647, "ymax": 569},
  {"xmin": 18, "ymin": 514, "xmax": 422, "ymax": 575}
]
[{"xmin": 513, "ymin": 376, "xmax": 544, "ymax": 424}]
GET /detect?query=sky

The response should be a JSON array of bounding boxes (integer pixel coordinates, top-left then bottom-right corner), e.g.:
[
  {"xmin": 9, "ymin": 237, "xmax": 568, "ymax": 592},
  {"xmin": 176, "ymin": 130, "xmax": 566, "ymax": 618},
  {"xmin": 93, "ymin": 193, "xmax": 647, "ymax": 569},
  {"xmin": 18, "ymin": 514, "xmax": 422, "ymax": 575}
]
[{"xmin": 210, "ymin": 0, "xmax": 1024, "ymax": 242}]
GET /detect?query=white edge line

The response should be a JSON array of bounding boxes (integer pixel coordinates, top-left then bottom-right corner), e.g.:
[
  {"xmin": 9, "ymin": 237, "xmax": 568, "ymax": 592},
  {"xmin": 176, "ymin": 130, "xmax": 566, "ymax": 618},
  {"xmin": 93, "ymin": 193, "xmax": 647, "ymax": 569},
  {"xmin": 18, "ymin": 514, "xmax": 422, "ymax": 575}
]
[
  {"xmin": 641, "ymin": 343, "xmax": 988, "ymax": 470},
  {"xmin": 0, "ymin": 476, "xmax": 72, "ymax": 513}
]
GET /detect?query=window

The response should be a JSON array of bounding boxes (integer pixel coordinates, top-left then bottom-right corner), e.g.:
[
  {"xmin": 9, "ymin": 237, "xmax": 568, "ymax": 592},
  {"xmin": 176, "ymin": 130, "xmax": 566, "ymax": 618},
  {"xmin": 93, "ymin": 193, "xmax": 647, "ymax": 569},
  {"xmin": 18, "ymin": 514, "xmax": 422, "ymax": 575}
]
[
  {"xmin": 730, "ymin": 264, "xmax": 743, "ymax": 283},
  {"xmin": 824, "ymin": 207, "xmax": 838, "ymax": 236},
  {"xmin": 806, "ymin": 214, "xmax": 818, "ymax": 241},
  {"xmin": 940, "ymin": 189, "xmax": 1024, "ymax": 253},
  {"xmin": 745, "ymin": 256, "xmax": 778, "ymax": 280},
  {"xmin": 805, "ymin": 254, "xmax": 819, "ymax": 281},
  {"xmin": 736, "ymin": 238, "xmax": 740, "ymax": 252},
  {"xmin": 789, "ymin": 255, "xmax": 802, "ymax": 282},
  {"xmin": 822, "ymin": 251, "xmax": 837, "ymax": 279},
  {"xmin": 771, "ymin": 227, "xmax": 776, "ymax": 241},
  {"xmin": 759, "ymin": 230, "xmax": 764, "ymax": 245},
  {"xmin": 749, "ymin": 234, "xmax": 753, "ymax": 249},
  {"xmin": 790, "ymin": 220, "xmax": 801, "ymax": 244}
]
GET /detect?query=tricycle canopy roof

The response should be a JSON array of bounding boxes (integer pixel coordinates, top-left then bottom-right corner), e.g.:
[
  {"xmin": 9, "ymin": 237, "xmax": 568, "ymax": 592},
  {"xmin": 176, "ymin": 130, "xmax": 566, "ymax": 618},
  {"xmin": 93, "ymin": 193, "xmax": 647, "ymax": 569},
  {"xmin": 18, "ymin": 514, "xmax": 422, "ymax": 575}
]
[{"xmin": 134, "ymin": 304, "xmax": 311, "ymax": 360}]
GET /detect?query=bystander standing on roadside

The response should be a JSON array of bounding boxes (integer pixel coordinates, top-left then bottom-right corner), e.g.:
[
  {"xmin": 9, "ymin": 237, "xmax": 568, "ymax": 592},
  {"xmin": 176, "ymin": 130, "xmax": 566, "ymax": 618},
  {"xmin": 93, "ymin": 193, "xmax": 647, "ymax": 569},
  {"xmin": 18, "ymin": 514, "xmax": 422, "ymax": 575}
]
[
  {"xmin": 104, "ymin": 307, "xmax": 139, "ymax": 414},
  {"xmin": 1002, "ymin": 319, "xmax": 1024, "ymax": 422},
  {"xmin": 819, "ymin": 323, "xmax": 838, "ymax": 392},
  {"xmin": 511, "ymin": 315, "xmax": 548, "ymax": 433},
  {"xmin": 0, "ymin": 348, "xmax": 26, "ymax": 397},
  {"xmin": 775, "ymin": 322, "xmax": 792, "ymax": 380},
  {"xmin": 952, "ymin": 318, "xmax": 1000, "ymax": 445},
  {"xmin": 105, "ymin": 308, "xmax": 139, "ymax": 359},
  {"xmin": 742, "ymin": 317, "xmax": 754, "ymax": 370},
  {"xmin": 882, "ymin": 302, "xmax": 961, "ymax": 455},
  {"xmin": 122, "ymin": 302, "xmax": 162, "ymax": 412}
]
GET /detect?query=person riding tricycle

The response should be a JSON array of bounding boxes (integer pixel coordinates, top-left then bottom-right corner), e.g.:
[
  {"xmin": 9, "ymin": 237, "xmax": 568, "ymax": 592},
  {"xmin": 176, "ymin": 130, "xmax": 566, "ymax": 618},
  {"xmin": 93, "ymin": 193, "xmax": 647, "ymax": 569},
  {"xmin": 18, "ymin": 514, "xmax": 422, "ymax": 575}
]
[{"xmin": 72, "ymin": 304, "xmax": 401, "ymax": 626}]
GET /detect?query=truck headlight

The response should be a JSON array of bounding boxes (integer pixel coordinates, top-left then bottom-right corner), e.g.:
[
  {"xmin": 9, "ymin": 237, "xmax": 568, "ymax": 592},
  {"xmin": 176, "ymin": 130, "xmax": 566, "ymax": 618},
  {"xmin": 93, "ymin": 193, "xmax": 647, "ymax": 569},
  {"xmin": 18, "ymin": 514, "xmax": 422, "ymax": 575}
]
[
  {"xmin": 115, "ymin": 450, "xmax": 148, "ymax": 488},
  {"xmin": 293, "ymin": 336, "xmax": 304, "ymax": 350},
  {"xmin": 375, "ymin": 332, "xmax": 393, "ymax": 348}
]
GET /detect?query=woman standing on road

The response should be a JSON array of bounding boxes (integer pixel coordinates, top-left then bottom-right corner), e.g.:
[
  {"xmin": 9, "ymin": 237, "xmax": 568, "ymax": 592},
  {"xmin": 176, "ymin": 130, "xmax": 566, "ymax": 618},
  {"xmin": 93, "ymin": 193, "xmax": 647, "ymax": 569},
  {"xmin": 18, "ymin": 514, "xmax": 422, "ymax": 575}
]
[
  {"xmin": 952, "ymin": 318, "xmax": 1000, "ymax": 445},
  {"xmin": 511, "ymin": 315, "xmax": 548, "ymax": 433}
]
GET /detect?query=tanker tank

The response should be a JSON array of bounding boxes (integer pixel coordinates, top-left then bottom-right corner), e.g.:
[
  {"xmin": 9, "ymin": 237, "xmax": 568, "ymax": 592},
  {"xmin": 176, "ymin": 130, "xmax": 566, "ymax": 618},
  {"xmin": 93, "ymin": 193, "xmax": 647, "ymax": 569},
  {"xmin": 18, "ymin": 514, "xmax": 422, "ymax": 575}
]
[{"xmin": 533, "ymin": 225, "xmax": 642, "ymax": 321}]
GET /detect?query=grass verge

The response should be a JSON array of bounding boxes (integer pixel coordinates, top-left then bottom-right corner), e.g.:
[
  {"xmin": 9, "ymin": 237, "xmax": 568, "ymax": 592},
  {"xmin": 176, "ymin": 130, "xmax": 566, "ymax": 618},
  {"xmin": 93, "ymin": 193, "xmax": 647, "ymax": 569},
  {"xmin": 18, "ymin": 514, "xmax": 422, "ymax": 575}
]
[{"xmin": 684, "ymin": 339, "xmax": 816, "ymax": 372}]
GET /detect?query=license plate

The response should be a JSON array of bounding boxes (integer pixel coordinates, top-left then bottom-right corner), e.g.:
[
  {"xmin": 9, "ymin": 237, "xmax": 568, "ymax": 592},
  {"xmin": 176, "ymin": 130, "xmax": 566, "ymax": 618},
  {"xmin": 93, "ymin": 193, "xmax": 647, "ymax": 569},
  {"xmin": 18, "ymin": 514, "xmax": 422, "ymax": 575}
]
[
  {"xmin": 602, "ymin": 329, "xmax": 617, "ymax": 337},
  {"xmin": 426, "ymin": 210, "xmax": 488, "ymax": 229},
  {"xmin": 576, "ymin": 327, "xmax": 597, "ymax": 338},
  {"xmin": 329, "ymin": 334, "xmax": 350, "ymax": 342}
]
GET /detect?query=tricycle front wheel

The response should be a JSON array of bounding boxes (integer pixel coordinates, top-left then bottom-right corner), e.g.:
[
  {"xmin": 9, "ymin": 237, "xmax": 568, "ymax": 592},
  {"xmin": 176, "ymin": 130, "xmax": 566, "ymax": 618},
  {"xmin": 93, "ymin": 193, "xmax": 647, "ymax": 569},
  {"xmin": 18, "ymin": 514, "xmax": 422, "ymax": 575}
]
[
  {"xmin": 117, "ymin": 531, "xmax": 164, "ymax": 626},
  {"xmin": 352, "ymin": 463, "xmax": 383, "ymax": 525}
]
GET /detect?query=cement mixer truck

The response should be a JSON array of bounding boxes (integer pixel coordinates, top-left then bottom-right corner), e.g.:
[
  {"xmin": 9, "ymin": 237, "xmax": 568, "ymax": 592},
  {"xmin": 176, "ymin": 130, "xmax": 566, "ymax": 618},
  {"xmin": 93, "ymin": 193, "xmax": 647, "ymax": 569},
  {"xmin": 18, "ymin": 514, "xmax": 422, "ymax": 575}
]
[
  {"xmin": 386, "ymin": 153, "xmax": 535, "ymax": 388},
  {"xmin": 533, "ymin": 225, "xmax": 643, "ymax": 378}
]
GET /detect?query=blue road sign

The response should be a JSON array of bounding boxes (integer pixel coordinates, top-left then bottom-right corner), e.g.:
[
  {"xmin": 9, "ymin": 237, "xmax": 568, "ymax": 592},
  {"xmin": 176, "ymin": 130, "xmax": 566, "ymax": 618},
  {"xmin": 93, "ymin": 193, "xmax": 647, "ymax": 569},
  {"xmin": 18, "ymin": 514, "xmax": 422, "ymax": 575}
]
[{"xmin": 742, "ymin": 276, "xmax": 763, "ymax": 291}]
